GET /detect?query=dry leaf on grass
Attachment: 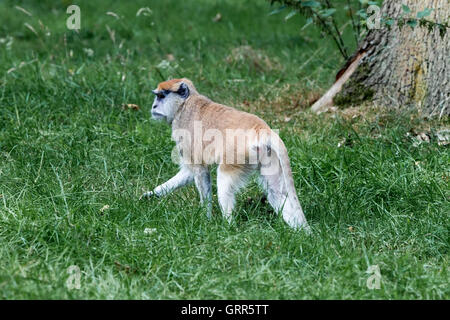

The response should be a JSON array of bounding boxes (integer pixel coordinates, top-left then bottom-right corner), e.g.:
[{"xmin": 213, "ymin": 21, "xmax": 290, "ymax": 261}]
[
  {"xmin": 337, "ymin": 138, "xmax": 346, "ymax": 148},
  {"xmin": 114, "ymin": 261, "xmax": 134, "ymax": 274},
  {"xmin": 83, "ymin": 48, "xmax": 94, "ymax": 57},
  {"xmin": 212, "ymin": 13, "xmax": 222, "ymax": 22},
  {"xmin": 416, "ymin": 132, "xmax": 431, "ymax": 143},
  {"xmin": 144, "ymin": 228, "xmax": 157, "ymax": 235},
  {"xmin": 100, "ymin": 204, "xmax": 110, "ymax": 213},
  {"xmin": 121, "ymin": 103, "xmax": 140, "ymax": 111}
]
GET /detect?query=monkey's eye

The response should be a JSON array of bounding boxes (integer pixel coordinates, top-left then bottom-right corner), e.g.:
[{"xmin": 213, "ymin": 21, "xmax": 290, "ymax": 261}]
[{"xmin": 156, "ymin": 90, "xmax": 171, "ymax": 100}]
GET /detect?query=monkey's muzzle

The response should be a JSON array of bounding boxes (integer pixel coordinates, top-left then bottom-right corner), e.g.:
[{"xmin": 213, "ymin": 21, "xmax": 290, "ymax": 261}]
[{"xmin": 151, "ymin": 111, "xmax": 165, "ymax": 121}]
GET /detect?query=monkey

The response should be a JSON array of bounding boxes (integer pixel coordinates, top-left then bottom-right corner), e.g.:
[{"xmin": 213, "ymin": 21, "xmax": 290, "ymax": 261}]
[{"xmin": 140, "ymin": 78, "xmax": 309, "ymax": 231}]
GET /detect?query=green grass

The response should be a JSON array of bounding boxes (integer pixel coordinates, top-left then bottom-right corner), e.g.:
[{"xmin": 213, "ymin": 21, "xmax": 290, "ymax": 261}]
[{"xmin": 0, "ymin": 0, "xmax": 448, "ymax": 299}]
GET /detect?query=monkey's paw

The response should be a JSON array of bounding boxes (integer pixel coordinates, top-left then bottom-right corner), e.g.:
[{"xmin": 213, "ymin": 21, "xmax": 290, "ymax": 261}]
[{"xmin": 139, "ymin": 191, "xmax": 155, "ymax": 200}]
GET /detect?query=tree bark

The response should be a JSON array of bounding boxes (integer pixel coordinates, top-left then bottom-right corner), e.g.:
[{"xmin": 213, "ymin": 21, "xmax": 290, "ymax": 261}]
[{"xmin": 314, "ymin": 0, "xmax": 449, "ymax": 117}]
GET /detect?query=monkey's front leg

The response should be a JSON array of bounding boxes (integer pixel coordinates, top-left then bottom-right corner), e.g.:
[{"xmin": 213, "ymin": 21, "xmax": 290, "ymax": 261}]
[
  {"xmin": 193, "ymin": 166, "xmax": 212, "ymax": 218},
  {"xmin": 140, "ymin": 167, "xmax": 193, "ymax": 199}
]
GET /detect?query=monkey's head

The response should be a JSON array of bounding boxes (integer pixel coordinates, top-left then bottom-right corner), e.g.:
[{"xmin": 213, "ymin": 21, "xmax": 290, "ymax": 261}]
[{"xmin": 151, "ymin": 78, "xmax": 197, "ymax": 123}]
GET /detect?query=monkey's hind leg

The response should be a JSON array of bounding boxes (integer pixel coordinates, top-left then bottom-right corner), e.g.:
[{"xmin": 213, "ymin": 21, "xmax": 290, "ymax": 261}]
[
  {"xmin": 217, "ymin": 165, "xmax": 252, "ymax": 224},
  {"xmin": 258, "ymin": 172, "xmax": 285, "ymax": 213},
  {"xmin": 259, "ymin": 172, "xmax": 309, "ymax": 231},
  {"xmin": 257, "ymin": 143, "xmax": 309, "ymax": 230},
  {"xmin": 192, "ymin": 166, "xmax": 213, "ymax": 218}
]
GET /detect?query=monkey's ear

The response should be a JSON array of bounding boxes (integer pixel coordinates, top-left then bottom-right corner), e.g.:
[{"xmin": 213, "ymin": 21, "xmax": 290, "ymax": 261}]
[{"xmin": 177, "ymin": 83, "xmax": 190, "ymax": 99}]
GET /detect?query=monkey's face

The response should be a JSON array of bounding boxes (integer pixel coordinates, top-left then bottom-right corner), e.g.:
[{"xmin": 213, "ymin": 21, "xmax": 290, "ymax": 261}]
[{"xmin": 151, "ymin": 82, "xmax": 189, "ymax": 123}]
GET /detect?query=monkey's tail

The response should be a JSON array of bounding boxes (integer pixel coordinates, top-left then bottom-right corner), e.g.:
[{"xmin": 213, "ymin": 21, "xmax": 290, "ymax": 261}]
[{"xmin": 262, "ymin": 131, "xmax": 310, "ymax": 232}]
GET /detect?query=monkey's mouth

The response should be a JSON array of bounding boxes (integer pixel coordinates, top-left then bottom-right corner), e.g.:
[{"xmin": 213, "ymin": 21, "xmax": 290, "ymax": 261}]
[{"xmin": 151, "ymin": 111, "xmax": 166, "ymax": 121}]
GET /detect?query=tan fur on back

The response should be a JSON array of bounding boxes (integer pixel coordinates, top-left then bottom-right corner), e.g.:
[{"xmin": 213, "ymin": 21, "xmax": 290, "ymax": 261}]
[{"xmin": 172, "ymin": 93, "xmax": 271, "ymax": 167}]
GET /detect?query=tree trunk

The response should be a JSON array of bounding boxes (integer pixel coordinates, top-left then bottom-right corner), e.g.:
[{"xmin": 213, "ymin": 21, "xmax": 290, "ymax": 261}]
[{"xmin": 313, "ymin": 0, "xmax": 449, "ymax": 117}]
